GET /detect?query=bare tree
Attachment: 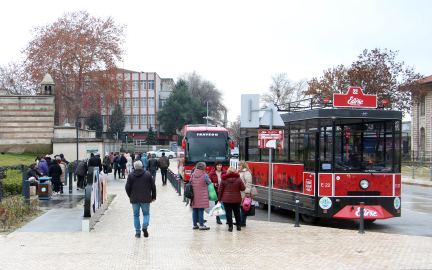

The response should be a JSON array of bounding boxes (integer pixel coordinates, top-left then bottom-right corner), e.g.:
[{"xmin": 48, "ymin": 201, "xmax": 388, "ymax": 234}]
[
  {"xmin": 178, "ymin": 71, "xmax": 227, "ymax": 125},
  {"xmin": 261, "ymin": 73, "xmax": 307, "ymax": 110},
  {"xmin": 227, "ymin": 115, "xmax": 241, "ymax": 141},
  {"xmin": 0, "ymin": 61, "xmax": 34, "ymax": 95}
]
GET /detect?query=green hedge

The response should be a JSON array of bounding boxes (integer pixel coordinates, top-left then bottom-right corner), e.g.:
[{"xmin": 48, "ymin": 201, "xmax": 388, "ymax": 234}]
[{"xmin": 0, "ymin": 170, "xmax": 23, "ymax": 197}]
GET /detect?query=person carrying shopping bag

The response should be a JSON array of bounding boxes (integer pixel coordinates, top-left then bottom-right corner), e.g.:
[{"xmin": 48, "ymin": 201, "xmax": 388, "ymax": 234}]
[
  {"xmin": 218, "ymin": 166, "xmax": 245, "ymax": 232},
  {"xmin": 190, "ymin": 162, "xmax": 212, "ymax": 230},
  {"xmin": 208, "ymin": 160, "xmax": 226, "ymax": 225},
  {"xmin": 238, "ymin": 160, "xmax": 253, "ymax": 227}
]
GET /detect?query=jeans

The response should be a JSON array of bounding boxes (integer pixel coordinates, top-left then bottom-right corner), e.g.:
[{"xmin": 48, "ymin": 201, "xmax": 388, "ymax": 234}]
[
  {"xmin": 192, "ymin": 208, "xmax": 205, "ymax": 226},
  {"xmin": 160, "ymin": 168, "xmax": 168, "ymax": 184},
  {"xmin": 132, "ymin": 203, "xmax": 150, "ymax": 234},
  {"xmin": 114, "ymin": 168, "xmax": 120, "ymax": 179},
  {"xmin": 149, "ymin": 170, "xmax": 157, "ymax": 182},
  {"xmin": 240, "ymin": 209, "xmax": 247, "ymax": 224},
  {"xmin": 126, "ymin": 164, "xmax": 133, "ymax": 174},
  {"xmin": 223, "ymin": 202, "xmax": 241, "ymax": 226}
]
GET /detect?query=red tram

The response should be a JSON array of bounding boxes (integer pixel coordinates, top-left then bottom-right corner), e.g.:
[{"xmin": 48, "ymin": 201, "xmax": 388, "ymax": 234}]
[{"xmin": 240, "ymin": 88, "xmax": 402, "ymax": 223}]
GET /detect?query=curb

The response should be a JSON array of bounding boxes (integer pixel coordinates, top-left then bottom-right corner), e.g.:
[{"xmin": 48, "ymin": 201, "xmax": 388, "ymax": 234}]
[{"xmin": 402, "ymin": 179, "xmax": 432, "ymax": 188}]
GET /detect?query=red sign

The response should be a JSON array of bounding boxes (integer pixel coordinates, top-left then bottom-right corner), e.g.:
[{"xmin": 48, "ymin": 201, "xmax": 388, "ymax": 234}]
[
  {"xmin": 333, "ymin": 205, "xmax": 393, "ymax": 219},
  {"xmin": 333, "ymin": 87, "xmax": 377, "ymax": 108},
  {"xmin": 319, "ymin": 174, "xmax": 333, "ymax": 197},
  {"xmin": 303, "ymin": 173, "xmax": 315, "ymax": 196},
  {"xmin": 258, "ymin": 130, "xmax": 284, "ymax": 149}
]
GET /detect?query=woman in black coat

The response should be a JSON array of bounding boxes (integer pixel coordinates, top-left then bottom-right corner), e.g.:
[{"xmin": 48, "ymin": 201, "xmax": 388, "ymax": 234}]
[
  {"xmin": 48, "ymin": 159, "xmax": 63, "ymax": 195},
  {"xmin": 119, "ymin": 154, "xmax": 127, "ymax": 179}
]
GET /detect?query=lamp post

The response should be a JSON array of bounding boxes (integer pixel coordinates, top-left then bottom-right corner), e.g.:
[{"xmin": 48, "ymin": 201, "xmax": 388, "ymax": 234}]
[{"xmin": 76, "ymin": 116, "xmax": 89, "ymax": 165}]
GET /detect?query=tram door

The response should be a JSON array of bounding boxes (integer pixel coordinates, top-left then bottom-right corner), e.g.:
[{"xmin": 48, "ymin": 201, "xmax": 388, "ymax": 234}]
[{"xmin": 304, "ymin": 131, "xmax": 318, "ymax": 174}]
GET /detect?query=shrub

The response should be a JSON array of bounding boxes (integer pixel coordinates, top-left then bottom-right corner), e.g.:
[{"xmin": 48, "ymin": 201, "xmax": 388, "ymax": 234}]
[
  {"xmin": 0, "ymin": 195, "xmax": 40, "ymax": 231},
  {"xmin": 1, "ymin": 170, "xmax": 23, "ymax": 197}
]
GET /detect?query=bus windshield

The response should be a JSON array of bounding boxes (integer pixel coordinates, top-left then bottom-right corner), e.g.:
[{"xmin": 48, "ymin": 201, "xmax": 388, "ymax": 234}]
[{"xmin": 186, "ymin": 131, "xmax": 230, "ymax": 165}]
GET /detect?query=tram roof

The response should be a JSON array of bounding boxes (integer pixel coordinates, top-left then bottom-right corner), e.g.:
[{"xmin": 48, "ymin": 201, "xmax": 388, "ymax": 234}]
[{"xmin": 280, "ymin": 108, "xmax": 402, "ymax": 123}]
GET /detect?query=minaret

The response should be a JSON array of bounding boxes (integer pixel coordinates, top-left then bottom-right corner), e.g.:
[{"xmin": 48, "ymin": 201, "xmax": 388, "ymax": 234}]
[{"xmin": 40, "ymin": 74, "xmax": 55, "ymax": 95}]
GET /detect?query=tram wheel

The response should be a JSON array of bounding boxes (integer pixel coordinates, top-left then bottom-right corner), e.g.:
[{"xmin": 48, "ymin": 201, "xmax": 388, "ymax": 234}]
[
  {"xmin": 259, "ymin": 203, "xmax": 268, "ymax": 210},
  {"xmin": 301, "ymin": 214, "xmax": 320, "ymax": 224}
]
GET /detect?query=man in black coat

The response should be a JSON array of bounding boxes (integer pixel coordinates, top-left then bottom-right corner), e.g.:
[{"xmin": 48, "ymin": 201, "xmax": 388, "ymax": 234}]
[
  {"xmin": 27, "ymin": 163, "xmax": 42, "ymax": 192},
  {"xmin": 147, "ymin": 154, "xmax": 158, "ymax": 182},
  {"xmin": 125, "ymin": 161, "xmax": 156, "ymax": 238},
  {"xmin": 119, "ymin": 153, "xmax": 127, "ymax": 179},
  {"xmin": 88, "ymin": 152, "xmax": 103, "ymax": 173}
]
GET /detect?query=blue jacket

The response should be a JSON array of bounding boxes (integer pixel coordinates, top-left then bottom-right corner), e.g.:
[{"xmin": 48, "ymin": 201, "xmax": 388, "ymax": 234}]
[
  {"xmin": 38, "ymin": 159, "xmax": 49, "ymax": 176},
  {"xmin": 141, "ymin": 156, "xmax": 148, "ymax": 167}
]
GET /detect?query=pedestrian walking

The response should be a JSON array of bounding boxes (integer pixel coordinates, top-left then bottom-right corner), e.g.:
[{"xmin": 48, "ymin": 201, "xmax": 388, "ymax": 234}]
[
  {"xmin": 103, "ymin": 154, "xmax": 111, "ymax": 174},
  {"xmin": 49, "ymin": 159, "xmax": 63, "ymax": 195},
  {"xmin": 147, "ymin": 154, "xmax": 158, "ymax": 182},
  {"xmin": 141, "ymin": 153, "xmax": 148, "ymax": 171},
  {"xmin": 75, "ymin": 158, "xmax": 88, "ymax": 189},
  {"xmin": 110, "ymin": 152, "xmax": 114, "ymax": 168},
  {"xmin": 208, "ymin": 160, "xmax": 227, "ymax": 225},
  {"xmin": 190, "ymin": 162, "xmax": 212, "ymax": 230},
  {"xmin": 113, "ymin": 153, "xmax": 121, "ymax": 179},
  {"xmin": 238, "ymin": 160, "xmax": 253, "ymax": 227},
  {"xmin": 126, "ymin": 153, "xmax": 133, "ymax": 175},
  {"xmin": 157, "ymin": 152, "xmax": 170, "ymax": 186},
  {"xmin": 125, "ymin": 161, "xmax": 156, "ymax": 238},
  {"xmin": 218, "ymin": 167, "xmax": 245, "ymax": 232},
  {"xmin": 119, "ymin": 153, "xmax": 127, "ymax": 179}
]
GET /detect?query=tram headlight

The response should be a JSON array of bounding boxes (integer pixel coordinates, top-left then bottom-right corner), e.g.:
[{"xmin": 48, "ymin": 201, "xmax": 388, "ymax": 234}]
[
  {"xmin": 185, "ymin": 170, "xmax": 192, "ymax": 175},
  {"xmin": 359, "ymin": 179, "xmax": 369, "ymax": 190}
]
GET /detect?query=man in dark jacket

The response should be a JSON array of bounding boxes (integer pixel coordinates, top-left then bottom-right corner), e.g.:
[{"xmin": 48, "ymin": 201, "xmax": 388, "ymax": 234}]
[
  {"xmin": 125, "ymin": 161, "xmax": 156, "ymax": 238},
  {"xmin": 119, "ymin": 153, "xmax": 127, "ymax": 179},
  {"xmin": 59, "ymin": 153, "xmax": 69, "ymax": 165},
  {"xmin": 157, "ymin": 153, "xmax": 170, "ymax": 186},
  {"xmin": 27, "ymin": 163, "xmax": 42, "ymax": 192},
  {"xmin": 113, "ymin": 153, "xmax": 121, "ymax": 179},
  {"xmin": 88, "ymin": 152, "xmax": 102, "ymax": 173},
  {"xmin": 147, "ymin": 154, "xmax": 158, "ymax": 182}
]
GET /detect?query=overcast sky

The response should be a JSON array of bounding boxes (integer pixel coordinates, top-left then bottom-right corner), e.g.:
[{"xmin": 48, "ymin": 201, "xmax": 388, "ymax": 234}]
[{"xmin": 1, "ymin": 0, "xmax": 430, "ymax": 122}]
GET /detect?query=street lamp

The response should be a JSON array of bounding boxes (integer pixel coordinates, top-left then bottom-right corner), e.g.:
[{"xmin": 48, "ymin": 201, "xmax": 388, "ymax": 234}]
[{"xmin": 76, "ymin": 116, "xmax": 89, "ymax": 165}]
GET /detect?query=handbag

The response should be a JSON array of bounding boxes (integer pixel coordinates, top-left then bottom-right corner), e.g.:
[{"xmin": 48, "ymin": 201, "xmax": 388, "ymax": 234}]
[
  {"xmin": 184, "ymin": 180, "xmax": 193, "ymax": 200},
  {"xmin": 241, "ymin": 204, "xmax": 255, "ymax": 216},
  {"xmin": 250, "ymin": 186, "xmax": 258, "ymax": 197},
  {"xmin": 208, "ymin": 183, "xmax": 218, "ymax": 201},
  {"xmin": 242, "ymin": 196, "xmax": 252, "ymax": 212}
]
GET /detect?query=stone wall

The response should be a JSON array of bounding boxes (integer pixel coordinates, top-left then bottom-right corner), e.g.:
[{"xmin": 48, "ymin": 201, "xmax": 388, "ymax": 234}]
[{"xmin": 0, "ymin": 95, "xmax": 54, "ymax": 154}]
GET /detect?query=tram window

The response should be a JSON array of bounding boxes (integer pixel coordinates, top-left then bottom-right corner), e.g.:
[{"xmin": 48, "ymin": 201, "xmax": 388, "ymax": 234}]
[{"xmin": 290, "ymin": 132, "xmax": 304, "ymax": 164}]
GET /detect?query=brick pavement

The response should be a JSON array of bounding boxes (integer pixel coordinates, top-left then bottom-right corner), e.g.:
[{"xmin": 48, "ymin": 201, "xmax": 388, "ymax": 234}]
[{"xmin": 0, "ymin": 171, "xmax": 431, "ymax": 269}]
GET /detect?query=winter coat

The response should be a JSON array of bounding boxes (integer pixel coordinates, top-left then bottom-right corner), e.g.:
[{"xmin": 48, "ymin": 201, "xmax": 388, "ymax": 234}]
[
  {"xmin": 38, "ymin": 159, "xmax": 49, "ymax": 176},
  {"xmin": 126, "ymin": 155, "xmax": 133, "ymax": 164},
  {"xmin": 75, "ymin": 161, "xmax": 88, "ymax": 177},
  {"xmin": 27, "ymin": 167, "xmax": 42, "ymax": 180},
  {"xmin": 208, "ymin": 167, "xmax": 227, "ymax": 193},
  {"xmin": 59, "ymin": 154, "xmax": 69, "ymax": 164},
  {"xmin": 147, "ymin": 158, "xmax": 158, "ymax": 172},
  {"xmin": 125, "ymin": 169, "xmax": 156, "ymax": 204},
  {"xmin": 157, "ymin": 156, "xmax": 170, "ymax": 169},
  {"xmin": 218, "ymin": 173, "xmax": 245, "ymax": 203},
  {"xmin": 49, "ymin": 162, "xmax": 63, "ymax": 184},
  {"xmin": 113, "ymin": 156, "xmax": 120, "ymax": 170},
  {"xmin": 103, "ymin": 156, "xmax": 111, "ymax": 166},
  {"xmin": 239, "ymin": 169, "xmax": 253, "ymax": 199},
  {"xmin": 59, "ymin": 162, "xmax": 67, "ymax": 183},
  {"xmin": 190, "ymin": 169, "xmax": 210, "ymax": 208},
  {"xmin": 110, "ymin": 153, "xmax": 114, "ymax": 163},
  {"xmin": 119, "ymin": 156, "xmax": 127, "ymax": 169},
  {"xmin": 141, "ymin": 156, "xmax": 148, "ymax": 167},
  {"xmin": 88, "ymin": 156, "xmax": 102, "ymax": 172},
  {"xmin": 45, "ymin": 157, "xmax": 52, "ymax": 168}
]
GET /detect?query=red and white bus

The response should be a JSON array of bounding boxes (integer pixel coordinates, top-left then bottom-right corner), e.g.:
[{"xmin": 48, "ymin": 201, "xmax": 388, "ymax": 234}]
[
  {"xmin": 240, "ymin": 88, "xmax": 402, "ymax": 223},
  {"xmin": 177, "ymin": 125, "xmax": 235, "ymax": 181}
]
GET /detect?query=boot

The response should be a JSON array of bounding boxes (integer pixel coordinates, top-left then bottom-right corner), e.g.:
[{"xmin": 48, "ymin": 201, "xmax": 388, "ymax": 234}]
[
  {"xmin": 228, "ymin": 226, "xmax": 233, "ymax": 232},
  {"xmin": 237, "ymin": 225, "xmax": 241, "ymax": 231},
  {"xmin": 216, "ymin": 216, "xmax": 222, "ymax": 224}
]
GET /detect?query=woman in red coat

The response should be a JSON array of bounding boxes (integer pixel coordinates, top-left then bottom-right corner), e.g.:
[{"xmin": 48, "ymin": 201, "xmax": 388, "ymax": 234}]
[
  {"xmin": 208, "ymin": 160, "xmax": 226, "ymax": 225},
  {"xmin": 218, "ymin": 167, "xmax": 245, "ymax": 232},
  {"xmin": 191, "ymin": 162, "xmax": 212, "ymax": 230}
]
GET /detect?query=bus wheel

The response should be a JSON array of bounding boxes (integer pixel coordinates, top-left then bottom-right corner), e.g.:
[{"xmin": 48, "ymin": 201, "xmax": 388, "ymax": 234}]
[
  {"xmin": 301, "ymin": 214, "xmax": 320, "ymax": 224},
  {"xmin": 259, "ymin": 203, "xmax": 268, "ymax": 210},
  {"xmin": 169, "ymin": 155, "xmax": 173, "ymax": 159}
]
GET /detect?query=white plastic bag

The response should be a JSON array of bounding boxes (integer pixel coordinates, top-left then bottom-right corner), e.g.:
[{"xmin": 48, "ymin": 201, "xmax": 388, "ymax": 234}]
[
  {"xmin": 209, "ymin": 202, "xmax": 226, "ymax": 216},
  {"xmin": 205, "ymin": 201, "xmax": 216, "ymax": 214},
  {"xmin": 186, "ymin": 203, "xmax": 193, "ymax": 212}
]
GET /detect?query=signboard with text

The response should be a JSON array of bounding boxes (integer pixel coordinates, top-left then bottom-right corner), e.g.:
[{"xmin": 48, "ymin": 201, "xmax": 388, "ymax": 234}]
[
  {"xmin": 333, "ymin": 87, "xmax": 377, "ymax": 108},
  {"xmin": 258, "ymin": 130, "xmax": 284, "ymax": 149}
]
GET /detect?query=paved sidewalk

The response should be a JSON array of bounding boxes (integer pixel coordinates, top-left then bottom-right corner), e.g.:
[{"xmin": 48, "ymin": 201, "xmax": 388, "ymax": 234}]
[
  {"xmin": 402, "ymin": 175, "xmax": 432, "ymax": 188},
  {"xmin": 0, "ymin": 168, "xmax": 431, "ymax": 269}
]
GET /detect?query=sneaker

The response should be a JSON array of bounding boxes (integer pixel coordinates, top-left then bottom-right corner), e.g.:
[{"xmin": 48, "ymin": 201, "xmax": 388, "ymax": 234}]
[
  {"xmin": 192, "ymin": 225, "xmax": 199, "ymax": 230},
  {"xmin": 142, "ymin": 227, "xmax": 149, "ymax": 238},
  {"xmin": 199, "ymin": 225, "xmax": 210, "ymax": 230},
  {"xmin": 135, "ymin": 233, "xmax": 141, "ymax": 238}
]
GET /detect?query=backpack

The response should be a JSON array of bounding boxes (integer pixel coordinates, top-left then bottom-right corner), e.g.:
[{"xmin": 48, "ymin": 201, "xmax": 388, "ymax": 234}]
[{"xmin": 184, "ymin": 180, "xmax": 193, "ymax": 200}]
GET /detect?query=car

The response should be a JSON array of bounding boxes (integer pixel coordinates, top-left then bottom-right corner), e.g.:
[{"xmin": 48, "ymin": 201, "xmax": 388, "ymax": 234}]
[
  {"xmin": 147, "ymin": 149, "xmax": 177, "ymax": 159},
  {"xmin": 231, "ymin": 147, "xmax": 239, "ymax": 158}
]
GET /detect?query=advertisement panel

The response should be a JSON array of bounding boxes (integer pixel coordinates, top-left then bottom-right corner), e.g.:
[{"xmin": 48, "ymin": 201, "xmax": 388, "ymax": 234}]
[
  {"xmin": 258, "ymin": 130, "xmax": 284, "ymax": 149},
  {"xmin": 333, "ymin": 87, "xmax": 377, "ymax": 108}
]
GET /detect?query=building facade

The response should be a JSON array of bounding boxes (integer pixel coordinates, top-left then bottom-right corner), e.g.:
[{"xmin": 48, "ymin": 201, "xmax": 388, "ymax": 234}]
[
  {"xmin": 100, "ymin": 69, "xmax": 175, "ymax": 144},
  {"xmin": 411, "ymin": 75, "xmax": 432, "ymax": 161}
]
